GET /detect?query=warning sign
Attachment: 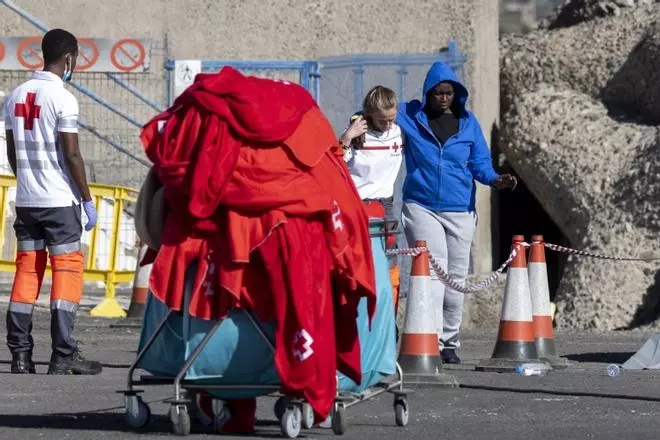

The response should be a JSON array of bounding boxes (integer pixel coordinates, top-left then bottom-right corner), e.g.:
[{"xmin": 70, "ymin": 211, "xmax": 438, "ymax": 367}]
[
  {"xmin": 76, "ymin": 38, "xmax": 99, "ymax": 71},
  {"xmin": 172, "ymin": 60, "xmax": 201, "ymax": 102},
  {"xmin": 16, "ymin": 37, "xmax": 44, "ymax": 70},
  {"xmin": 110, "ymin": 39, "xmax": 146, "ymax": 72},
  {"xmin": 0, "ymin": 37, "xmax": 151, "ymax": 72}
]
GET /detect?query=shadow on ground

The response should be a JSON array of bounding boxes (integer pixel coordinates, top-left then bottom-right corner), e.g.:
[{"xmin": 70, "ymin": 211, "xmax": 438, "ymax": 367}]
[
  {"xmin": 0, "ymin": 359, "xmax": 132, "ymax": 369},
  {"xmin": 564, "ymin": 352, "xmax": 635, "ymax": 364},
  {"xmin": 0, "ymin": 413, "xmax": 282, "ymax": 436}
]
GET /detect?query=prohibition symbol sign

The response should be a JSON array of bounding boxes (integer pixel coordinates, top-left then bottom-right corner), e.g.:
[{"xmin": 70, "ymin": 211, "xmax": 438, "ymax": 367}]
[
  {"xmin": 76, "ymin": 38, "xmax": 99, "ymax": 71},
  {"xmin": 110, "ymin": 38, "xmax": 145, "ymax": 72},
  {"xmin": 16, "ymin": 37, "xmax": 44, "ymax": 70}
]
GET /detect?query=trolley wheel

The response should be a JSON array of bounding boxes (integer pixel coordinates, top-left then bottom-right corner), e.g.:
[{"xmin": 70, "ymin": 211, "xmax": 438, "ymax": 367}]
[
  {"xmin": 170, "ymin": 404, "xmax": 191, "ymax": 436},
  {"xmin": 280, "ymin": 405, "xmax": 302, "ymax": 438},
  {"xmin": 274, "ymin": 396, "xmax": 293, "ymax": 420},
  {"xmin": 124, "ymin": 395, "xmax": 151, "ymax": 429},
  {"xmin": 301, "ymin": 402, "xmax": 314, "ymax": 430},
  {"xmin": 331, "ymin": 402, "xmax": 347, "ymax": 436},
  {"xmin": 394, "ymin": 397, "xmax": 409, "ymax": 427}
]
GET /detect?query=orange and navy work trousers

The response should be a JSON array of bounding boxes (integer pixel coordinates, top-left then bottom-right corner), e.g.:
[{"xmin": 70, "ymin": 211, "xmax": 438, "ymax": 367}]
[{"xmin": 6, "ymin": 205, "xmax": 85, "ymax": 357}]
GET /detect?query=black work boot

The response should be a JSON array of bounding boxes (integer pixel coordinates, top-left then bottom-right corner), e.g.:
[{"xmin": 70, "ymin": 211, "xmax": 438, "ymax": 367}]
[
  {"xmin": 11, "ymin": 351, "xmax": 36, "ymax": 374},
  {"xmin": 47, "ymin": 350, "xmax": 102, "ymax": 375}
]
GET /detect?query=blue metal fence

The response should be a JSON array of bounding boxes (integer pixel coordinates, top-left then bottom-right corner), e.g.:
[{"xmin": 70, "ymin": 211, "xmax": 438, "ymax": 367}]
[
  {"xmin": 1, "ymin": 0, "xmax": 163, "ymax": 188},
  {"xmin": 166, "ymin": 40, "xmax": 467, "ymax": 134},
  {"xmin": 316, "ymin": 40, "xmax": 466, "ymax": 134},
  {"xmin": 165, "ymin": 59, "xmax": 319, "ymax": 107},
  {"xmin": 166, "ymin": 42, "xmax": 468, "ymax": 296}
]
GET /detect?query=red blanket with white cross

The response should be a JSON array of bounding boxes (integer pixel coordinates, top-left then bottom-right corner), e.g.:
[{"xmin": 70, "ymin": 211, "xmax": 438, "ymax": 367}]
[{"xmin": 139, "ymin": 67, "xmax": 376, "ymax": 424}]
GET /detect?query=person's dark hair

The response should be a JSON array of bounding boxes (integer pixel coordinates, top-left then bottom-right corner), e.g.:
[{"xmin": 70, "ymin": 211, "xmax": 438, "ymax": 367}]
[{"xmin": 42, "ymin": 29, "xmax": 78, "ymax": 66}]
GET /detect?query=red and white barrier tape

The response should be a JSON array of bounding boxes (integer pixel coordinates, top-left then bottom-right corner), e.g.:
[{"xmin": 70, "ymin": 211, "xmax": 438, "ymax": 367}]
[
  {"xmin": 386, "ymin": 243, "xmax": 528, "ymax": 294},
  {"xmin": 385, "ymin": 247, "xmax": 427, "ymax": 257},
  {"xmin": 386, "ymin": 240, "xmax": 660, "ymax": 294},
  {"xmin": 541, "ymin": 242, "xmax": 660, "ymax": 261}
]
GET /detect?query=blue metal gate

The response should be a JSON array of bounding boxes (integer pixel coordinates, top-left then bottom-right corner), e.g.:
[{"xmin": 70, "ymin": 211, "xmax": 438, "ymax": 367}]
[
  {"xmin": 166, "ymin": 42, "xmax": 468, "ymax": 297},
  {"xmin": 316, "ymin": 40, "xmax": 466, "ymax": 134},
  {"xmin": 1, "ymin": 0, "xmax": 165, "ymax": 190},
  {"xmin": 166, "ymin": 40, "xmax": 467, "ymax": 134}
]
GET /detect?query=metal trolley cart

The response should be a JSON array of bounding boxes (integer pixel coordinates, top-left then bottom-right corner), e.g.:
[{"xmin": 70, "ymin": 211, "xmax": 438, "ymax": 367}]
[{"xmin": 119, "ymin": 218, "xmax": 409, "ymax": 438}]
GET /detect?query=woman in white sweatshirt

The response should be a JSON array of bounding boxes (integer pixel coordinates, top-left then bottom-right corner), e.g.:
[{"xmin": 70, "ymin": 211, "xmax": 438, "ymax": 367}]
[
  {"xmin": 339, "ymin": 85, "xmax": 403, "ymax": 220},
  {"xmin": 339, "ymin": 85, "xmax": 404, "ymax": 315}
]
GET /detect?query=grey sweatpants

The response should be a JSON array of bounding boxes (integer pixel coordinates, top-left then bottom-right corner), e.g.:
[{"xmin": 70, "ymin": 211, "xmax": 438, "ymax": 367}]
[{"xmin": 401, "ymin": 202, "xmax": 477, "ymax": 351}]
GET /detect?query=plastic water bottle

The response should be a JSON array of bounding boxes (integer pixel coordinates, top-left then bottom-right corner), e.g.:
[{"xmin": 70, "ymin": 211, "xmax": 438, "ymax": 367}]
[
  {"xmin": 607, "ymin": 364, "xmax": 621, "ymax": 377},
  {"xmin": 515, "ymin": 363, "xmax": 551, "ymax": 376}
]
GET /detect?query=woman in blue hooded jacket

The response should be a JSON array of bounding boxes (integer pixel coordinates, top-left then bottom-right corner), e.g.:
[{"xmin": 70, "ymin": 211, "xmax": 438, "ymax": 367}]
[{"xmin": 396, "ymin": 61, "xmax": 516, "ymax": 364}]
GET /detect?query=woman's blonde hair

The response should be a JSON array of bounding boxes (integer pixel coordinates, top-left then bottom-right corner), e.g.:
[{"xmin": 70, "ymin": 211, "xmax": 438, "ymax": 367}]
[{"xmin": 363, "ymin": 85, "xmax": 398, "ymax": 117}]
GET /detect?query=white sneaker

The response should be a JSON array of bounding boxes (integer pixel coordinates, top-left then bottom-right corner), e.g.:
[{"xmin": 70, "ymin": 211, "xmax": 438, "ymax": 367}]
[{"xmin": 317, "ymin": 413, "xmax": 332, "ymax": 429}]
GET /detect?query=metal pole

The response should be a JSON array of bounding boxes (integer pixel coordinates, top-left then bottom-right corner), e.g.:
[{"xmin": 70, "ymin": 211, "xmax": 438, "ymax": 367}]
[
  {"xmin": 106, "ymin": 75, "xmax": 164, "ymax": 113},
  {"xmin": 353, "ymin": 65, "xmax": 365, "ymax": 113},
  {"xmin": 1, "ymin": 0, "xmax": 154, "ymax": 164},
  {"xmin": 77, "ymin": 120, "xmax": 150, "ymax": 167},
  {"xmin": 299, "ymin": 62, "xmax": 311, "ymax": 92},
  {"xmin": 72, "ymin": 84, "xmax": 145, "ymax": 128},
  {"xmin": 397, "ymin": 66, "xmax": 408, "ymax": 101},
  {"xmin": 311, "ymin": 61, "xmax": 321, "ymax": 105},
  {"xmin": 166, "ymin": 60, "xmax": 173, "ymax": 107}
]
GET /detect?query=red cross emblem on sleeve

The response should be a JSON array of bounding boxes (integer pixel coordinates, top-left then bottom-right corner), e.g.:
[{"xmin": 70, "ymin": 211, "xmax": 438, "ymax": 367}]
[
  {"xmin": 15, "ymin": 92, "xmax": 41, "ymax": 131},
  {"xmin": 292, "ymin": 329, "xmax": 314, "ymax": 362}
]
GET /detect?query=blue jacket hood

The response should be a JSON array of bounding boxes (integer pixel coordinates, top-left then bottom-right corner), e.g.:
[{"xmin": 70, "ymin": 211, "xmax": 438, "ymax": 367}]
[
  {"xmin": 421, "ymin": 61, "xmax": 468, "ymax": 113},
  {"xmin": 395, "ymin": 61, "xmax": 500, "ymax": 213}
]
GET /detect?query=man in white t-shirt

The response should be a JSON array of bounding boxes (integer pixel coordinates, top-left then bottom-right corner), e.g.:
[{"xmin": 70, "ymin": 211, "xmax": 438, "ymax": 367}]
[{"xmin": 4, "ymin": 29, "xmax": 101, "ymax": 375}]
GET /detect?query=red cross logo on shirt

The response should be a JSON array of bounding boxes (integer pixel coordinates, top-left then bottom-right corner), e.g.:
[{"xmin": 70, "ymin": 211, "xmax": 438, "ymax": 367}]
[
  {"xmin": 15, "ymin": 92, "xmax": 41, "ymax": 131},
  {"xmin": 392, "ymin": 143, "xmax": 400, "ymax": 152}
]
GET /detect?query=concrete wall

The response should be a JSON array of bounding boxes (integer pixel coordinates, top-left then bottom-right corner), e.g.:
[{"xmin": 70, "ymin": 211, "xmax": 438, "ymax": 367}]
[
  {"xmin": 0, "ymin": 0, "xmax": 500, "ymax": 272},
  {"xmin": 1, "ymin": 1, "xmax": 485, "ymax": 59},
  {"xmin": 470, "ymin": 0, "xmax": 502, "ymax": 275}
]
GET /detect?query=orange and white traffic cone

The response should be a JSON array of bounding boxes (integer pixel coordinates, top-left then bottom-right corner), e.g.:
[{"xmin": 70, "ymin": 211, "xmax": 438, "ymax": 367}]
[
  {"xmin": 127, "ymin": 243, "xmax": 151, "ymax": 318},
  {"xmin": 476, "ymin": 235, "xmax": 550, "ymax": 373},
  {"xmin": 398, "ymin": 240, "xmax": 458, "ymax": 387},
  {"xmin": 529, "ymin": 235, "xmax": 569, "ymax": 368},
  {"xmin": 111, "ymin": 243, "xmax": 152, "ymax": 329}
]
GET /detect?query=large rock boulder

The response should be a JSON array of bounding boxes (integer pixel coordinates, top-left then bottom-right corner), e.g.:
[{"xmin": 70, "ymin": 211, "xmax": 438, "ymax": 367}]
[
  {"xmin": 541, "ymin": 0, "xmax": 659, "ymax": 30},
  {"xmin": 500, "ymin": 2, "xmax": 660, "ymax": 330},
  {"xmin": 501, "ymin": 86, "xmax": 659, "ymax": 330},
  {"xmin": 602, "ymin": 20, "xmax": 660, "ymax": 124},
  {"xmin": 501, "ymin": 5, "xmax": 656, "ymax": 115}
]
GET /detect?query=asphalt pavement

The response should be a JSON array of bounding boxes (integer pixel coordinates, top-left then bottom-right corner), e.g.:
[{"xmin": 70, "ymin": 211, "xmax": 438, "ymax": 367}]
[{"xmin": 1, "ymin": 297, "xmax": 659, "ymax": 440}]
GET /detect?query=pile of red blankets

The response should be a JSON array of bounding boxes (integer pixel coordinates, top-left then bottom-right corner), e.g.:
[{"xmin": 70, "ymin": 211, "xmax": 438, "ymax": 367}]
[{"xmin": 139, "ymin": 67, "xmax": 377, "ymax": 430}]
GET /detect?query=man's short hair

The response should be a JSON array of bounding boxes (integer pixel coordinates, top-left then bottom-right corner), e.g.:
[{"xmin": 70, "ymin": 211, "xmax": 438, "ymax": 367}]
[{"xmin": 42, "ymin": 29, "xmax": 78, "ymax": 66}]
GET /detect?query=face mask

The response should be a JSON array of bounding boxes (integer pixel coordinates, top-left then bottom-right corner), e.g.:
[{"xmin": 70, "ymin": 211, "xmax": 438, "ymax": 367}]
[{"xmin": 63, "ymin": 55, "xmax": 73, "ymax": 82}]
